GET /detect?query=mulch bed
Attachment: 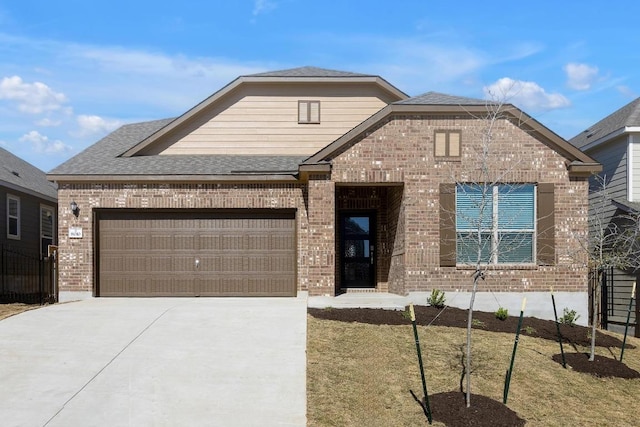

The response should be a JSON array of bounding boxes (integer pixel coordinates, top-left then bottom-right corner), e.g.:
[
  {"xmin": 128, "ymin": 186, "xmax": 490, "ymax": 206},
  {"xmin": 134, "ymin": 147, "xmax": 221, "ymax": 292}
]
[
  {"xmin": 428, "ymin": 392, "xmax": 525, "ymax": 427},
  {"xmin": 552, "ymin": 353, "xmax": 640, "ymax": 378},
  {"xmin": 308, "ymin": 305, "xmax": 632, "ymax": 349},
  {"xmin": 309, "ymin": 304, "xmax": 639, "ymax": 425}
]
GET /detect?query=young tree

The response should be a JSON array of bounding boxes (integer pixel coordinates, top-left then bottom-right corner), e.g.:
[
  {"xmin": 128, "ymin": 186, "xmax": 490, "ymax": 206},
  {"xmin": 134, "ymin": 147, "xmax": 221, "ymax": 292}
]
[
  {"xmin": 618, "ymin": 210, "xmax": 640, "ymax": 270},
  {"xmin": 447, "ymin": 97, "xmax": 534, "ymax": 407},
  {"xmin": 577, "ymin": 174, "xmax": 630, "ymax": 361}
]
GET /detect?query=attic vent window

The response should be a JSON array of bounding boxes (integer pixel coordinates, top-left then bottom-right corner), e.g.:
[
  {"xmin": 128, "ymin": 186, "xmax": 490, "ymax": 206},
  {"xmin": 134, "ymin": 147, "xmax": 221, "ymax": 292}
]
[
  {"xmin": 434, "ymin": 130, "xmax": 461, "ymax": 158},
  {"xmin": 298, "ymin": 100, "xmax": 320, "ymax": 124}
]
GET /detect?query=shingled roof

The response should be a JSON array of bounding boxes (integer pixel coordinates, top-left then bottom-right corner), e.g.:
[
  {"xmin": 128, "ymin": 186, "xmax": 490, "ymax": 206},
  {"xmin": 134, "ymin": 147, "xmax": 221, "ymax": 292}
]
[
  {"xmin": 0, "ymin": 147, "xmax": 57, "ymax": 201},
  {"xmin": 395, "ymin": 91, "xmax": 491, "ymax": 106},
  {"xmin": 246, "ymin": 66, "xmax": 374, "ymax": 78},
  {"xmin": 570, "ymin": 97, "xmax": 640, "ymax": 149},
  {"xmin": 48, "ymin": 119, "xmax": 306, "ymax": 179}
]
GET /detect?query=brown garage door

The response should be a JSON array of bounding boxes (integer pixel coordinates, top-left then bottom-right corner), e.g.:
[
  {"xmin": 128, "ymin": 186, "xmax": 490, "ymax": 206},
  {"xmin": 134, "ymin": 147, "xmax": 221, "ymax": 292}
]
[{"xmin": 97, "ymin": 210, "xmax": 296, "ymax": 297}]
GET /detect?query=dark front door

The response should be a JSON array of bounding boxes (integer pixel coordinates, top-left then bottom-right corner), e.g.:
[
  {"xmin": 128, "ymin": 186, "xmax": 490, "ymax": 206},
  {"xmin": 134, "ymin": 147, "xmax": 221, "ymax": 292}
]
[{"xmin": 340, "ymin": 212, "xmax": 375, "ymax": 288}]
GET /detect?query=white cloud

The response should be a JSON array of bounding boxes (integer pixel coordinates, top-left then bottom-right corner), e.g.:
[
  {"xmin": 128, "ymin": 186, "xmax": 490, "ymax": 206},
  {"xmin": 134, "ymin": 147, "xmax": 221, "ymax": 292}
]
[
  {"xmin": 0, "ymin": 76, "xmax": 67, "ymax": 114},
  {"xmin": 483, "ymin": 77, "xmax": 571, "ymax": 112},
  {"xmin": 253, "ymin": 0, "xmax": 277, "ymax": 16},
  {"xmin": 564, "ymin": 63, "xmax": 599, "ymax": 91},
  {"xmin": 36, "ymin": 117, "xmax": 62, "ymax": 127},
  {"xmin": 73, "ymin": 45, "xmax": 263, "ymax": 80},
  {"xmin": 617, "ymin": 85, "xmax": 637, "ymax": 98},
  {"xmin": 294, "ymin": 34, "xmax": 542, "ymax": 96},
  {"xmin": 19, "ymin": 130, "xmax": 72, "ymax": 154},
  {"xmin": 74, "ymin": 114, "xmax": 122, "ymax": 137}
]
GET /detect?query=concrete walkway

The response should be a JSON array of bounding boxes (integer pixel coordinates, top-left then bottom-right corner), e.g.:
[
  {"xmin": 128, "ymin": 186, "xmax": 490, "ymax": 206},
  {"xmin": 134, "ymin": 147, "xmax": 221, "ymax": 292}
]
[
  {"xmin": 307, "ymin": 292, "xmax": 408, "ymax": 310},
  {"xmin": 0, "ymin": 297, "xmax": 307, "ymax": 427}
]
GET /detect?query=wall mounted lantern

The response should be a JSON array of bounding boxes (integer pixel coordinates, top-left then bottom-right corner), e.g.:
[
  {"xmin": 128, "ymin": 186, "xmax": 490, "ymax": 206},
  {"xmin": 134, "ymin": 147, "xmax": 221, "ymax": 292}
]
[{"xmin": 70, "ymin": 200, "xmax": 79, "ymax": 217}]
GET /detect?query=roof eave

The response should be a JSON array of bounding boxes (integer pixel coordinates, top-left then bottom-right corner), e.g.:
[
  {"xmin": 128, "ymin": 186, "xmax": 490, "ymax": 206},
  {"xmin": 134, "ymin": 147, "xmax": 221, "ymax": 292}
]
[
  {"xmin": 611, "ymin": 199, "xmax": 640, "ymax": 214},
  {"xmin": 304, "ymin": 103, "xmax": 598, "ymax": 166},
  {"xmin": 0, "ymin": 180, "xmax": 57, "ymax": 203},
  {"xmin": 121, "ymin": 74, "xmax": 407, "ymax": 158},
  {"xmin": 47, "ymin": 173, "xmax": 300, "ymax": 183},
  {"xmin": 579, "ymin": 127, "xmax": 627, "ymax": 152},
  {"xmin": 120, "ymin": 76, "xmax": 246, "ymax": 157},
  {"xmin": 567, "ymin": 161, "xmax": 602, "ymax": 177}
]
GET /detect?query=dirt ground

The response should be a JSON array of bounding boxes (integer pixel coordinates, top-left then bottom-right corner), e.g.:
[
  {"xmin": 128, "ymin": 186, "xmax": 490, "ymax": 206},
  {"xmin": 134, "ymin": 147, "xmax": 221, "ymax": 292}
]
[
  {"xmin": 308, "ymin": 305, "xmax": 631, "ymax": 351},
  {"xmin": 0, "ymin": 303, "xmax": 40, "ymax": 321},
  {"xmin": 308, "ymin": 304, "xmax": 639, "ymax": 426}
]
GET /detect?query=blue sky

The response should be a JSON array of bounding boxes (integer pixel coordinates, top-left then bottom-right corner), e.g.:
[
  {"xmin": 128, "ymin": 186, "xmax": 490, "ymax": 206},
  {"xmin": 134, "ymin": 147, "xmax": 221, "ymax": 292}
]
[{"xmin": 0, "ymin": 0, "xmax": 638, "ymax": 172}]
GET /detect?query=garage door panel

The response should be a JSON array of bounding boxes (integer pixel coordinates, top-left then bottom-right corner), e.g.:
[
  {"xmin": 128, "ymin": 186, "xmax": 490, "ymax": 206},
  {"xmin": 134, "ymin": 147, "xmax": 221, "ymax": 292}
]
[
  {"xmin": 123, "ymin": 235, "xmax": 148, "ymax": 250},
  {"xmin": 247, "ymin": 254, "xmax": 294, "ymax": 271},
  {"xmin": 100, "ymin": 276, "xmax": 148, "ymax": 297},
  {"xmin": 221, "ymin": 235, "xmax": 245, "ymax": 250},
  {"xmin": 199, "ymin": 235, "xmax": 221, "ymax": 250},
  {"xmin": 219, "ymin": 256, "xmax": 246, "ymax": 272},
  {"xmin": 150, "ymin": 234, "xmax": 174, "ymax": 250},
  {"xmin": 98, "ymin": 210, "xmax": 296, "ymax": 297},
  {"xmin": 173, "ymin": 235, "xmax": 197, "ymax": 251}
]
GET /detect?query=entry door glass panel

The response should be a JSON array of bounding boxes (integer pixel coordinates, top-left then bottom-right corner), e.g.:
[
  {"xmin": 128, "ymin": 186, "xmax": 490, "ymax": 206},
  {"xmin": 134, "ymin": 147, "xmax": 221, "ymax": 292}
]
[{"xmin": 341, "ymin": 214, "xmax": 375, "ymax": 288}]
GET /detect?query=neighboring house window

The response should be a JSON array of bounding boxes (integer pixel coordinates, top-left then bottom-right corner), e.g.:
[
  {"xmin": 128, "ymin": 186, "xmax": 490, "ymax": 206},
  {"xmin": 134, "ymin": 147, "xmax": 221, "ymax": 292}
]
[
  {"xmin": 455, "ymin": 183, "xmax": 535, "ymax": 264},
  {"xmin": 434, "ymin": 131, "xmax": 461, "ymax": 157},
  {"xmin": 41, "ymin": 205, "xmax": 55, "ymax": 257},
  {"xmin": 298, "ymin": 100, "xmax": 320, "ymax": 124},
  {"xmin": 7, "ymin": 194, "xmax": 20, "ymax": 240}
]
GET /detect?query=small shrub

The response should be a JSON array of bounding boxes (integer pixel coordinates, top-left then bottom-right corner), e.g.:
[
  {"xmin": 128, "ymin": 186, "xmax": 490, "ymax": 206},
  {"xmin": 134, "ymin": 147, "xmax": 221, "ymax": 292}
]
[
  {"xmin": 523, "ymin": 326, "xmax": 536, "ymax": 335},
  {"xmin": 401, "ymin": 309, "xmax": 412, "ymax": 321},
  {"xmin": 427, "ymin": 289, "xmax": 446, "ymax": 308},
  {"xmin": 559, "ymin": 308, "xmax": 580, "ymax": 326},
  {"xmin": 495, "ymin": 307, "xmax": 509, "ymax": 321},
  {"xmin": 471, "ymin": 318, "xmax": 485, "ymax": 328}
]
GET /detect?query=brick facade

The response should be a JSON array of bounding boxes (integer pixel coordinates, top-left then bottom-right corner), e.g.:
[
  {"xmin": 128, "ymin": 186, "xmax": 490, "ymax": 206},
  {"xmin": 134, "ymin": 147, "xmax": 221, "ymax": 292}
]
[
  {"xmin": 56, "ymin": 114, "xmax": 591, "ymax": 298},
  {"xmin": 329, "ymin": 114, "xmax": 589, "ymax": 294},
  {"xmin": 57, "ymin": 183, "xmax": 309, "ymax": 294}
]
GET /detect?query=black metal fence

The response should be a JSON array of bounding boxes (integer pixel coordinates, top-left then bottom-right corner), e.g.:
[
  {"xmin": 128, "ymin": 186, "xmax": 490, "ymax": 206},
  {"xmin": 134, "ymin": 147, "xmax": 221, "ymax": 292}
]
[
  {"xmin": 590, "ymin": 266, "xmax": 639, "ymax": 337},
  {"xmin": 0, "ymin": 245, "xmax": 56, "ymax": 304}
]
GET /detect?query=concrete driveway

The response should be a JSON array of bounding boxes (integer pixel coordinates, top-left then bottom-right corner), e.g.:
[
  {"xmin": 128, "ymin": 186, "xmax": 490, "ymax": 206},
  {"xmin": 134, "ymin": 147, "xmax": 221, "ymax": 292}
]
[{"xmin": 0, "ymin": 297, "xmax": 307, "ymax": 426}]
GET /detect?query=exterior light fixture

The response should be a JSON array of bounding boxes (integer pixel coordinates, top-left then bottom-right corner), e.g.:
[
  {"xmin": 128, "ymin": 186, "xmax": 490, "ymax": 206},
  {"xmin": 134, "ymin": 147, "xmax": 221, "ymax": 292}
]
[{"xmin": 70, "ymin": 201, "xmax": 79, "ymax": 217}]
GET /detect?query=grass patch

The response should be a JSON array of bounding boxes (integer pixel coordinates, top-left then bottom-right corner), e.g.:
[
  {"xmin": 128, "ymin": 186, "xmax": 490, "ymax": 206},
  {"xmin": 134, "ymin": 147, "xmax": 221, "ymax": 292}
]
[
  {"xmin": 307, "ymin": 315, "xmax": 640, "ymax": 426},
  {"xmin": 0, "ymin": 303, "xmax": 39, "ymax": 321}
]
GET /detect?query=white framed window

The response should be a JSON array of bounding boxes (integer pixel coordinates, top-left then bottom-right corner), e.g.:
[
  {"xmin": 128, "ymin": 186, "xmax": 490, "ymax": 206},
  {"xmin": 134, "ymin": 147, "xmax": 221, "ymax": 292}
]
[
  {"xmin": 298, "ymin": 100, "xmax": 320, "ymax": 124},
  {"xmin": 40, "ymin": 205, "xmax": 55, "ymax": 257},
  {"xmin": 455, "ymin": 183, "xmax": 536, "ymax": 264},
  {"xmin": 7, "ymin": 194, "xmax": 20, "ymax": 240}
]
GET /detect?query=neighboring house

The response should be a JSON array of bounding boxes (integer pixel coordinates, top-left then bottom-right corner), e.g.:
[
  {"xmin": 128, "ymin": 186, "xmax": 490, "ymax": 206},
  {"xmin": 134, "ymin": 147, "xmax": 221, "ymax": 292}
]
[
  {"xmin": 1, "ymin": 147, "xmax": 57, "ymax": 256},
  {"xmin": 570, "ymin": 97, "xmax": 640, "ymax": 333},
  {"xmin": 48, "ymin": 66, "xmax": 600, "ymax": 321},
  {"xmin": 1, "ymin": 147, "xmax": 58, "ymax": 302}
]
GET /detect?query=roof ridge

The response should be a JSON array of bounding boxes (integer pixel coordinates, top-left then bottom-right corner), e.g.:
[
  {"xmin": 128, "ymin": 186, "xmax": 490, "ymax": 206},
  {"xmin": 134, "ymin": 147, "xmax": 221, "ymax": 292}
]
[{"xmin": 244, "ymin": 66, "xmax": 375, "ymax": 78}]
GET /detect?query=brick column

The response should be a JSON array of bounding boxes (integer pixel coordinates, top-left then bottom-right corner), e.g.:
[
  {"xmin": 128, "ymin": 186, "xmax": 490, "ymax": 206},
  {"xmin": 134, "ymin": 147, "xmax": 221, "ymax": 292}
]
[{"xmin": 307, "ymin": 174, "xmax": 335, "ymax": 296}]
